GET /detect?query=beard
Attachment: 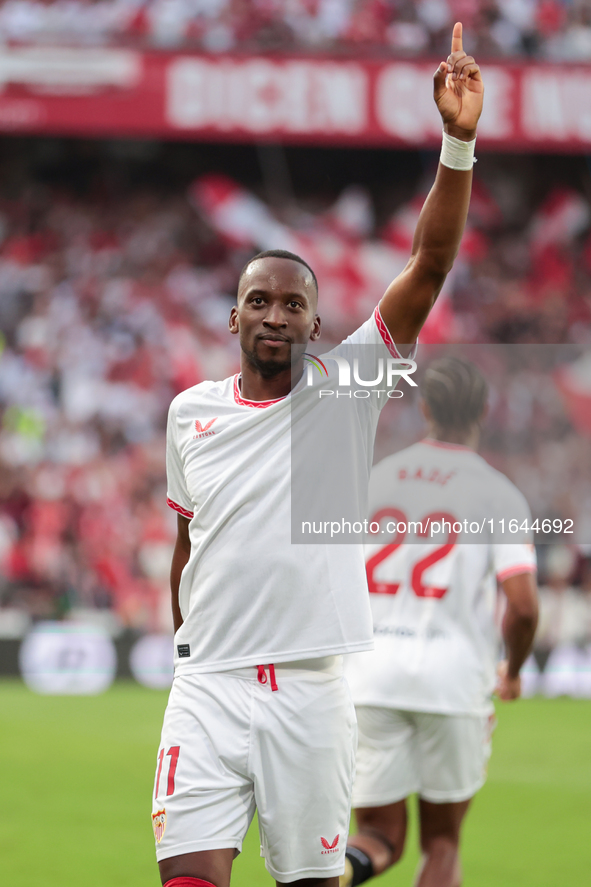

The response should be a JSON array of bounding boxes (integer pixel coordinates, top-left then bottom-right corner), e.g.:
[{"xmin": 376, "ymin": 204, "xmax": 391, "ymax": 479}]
[{"xmin": 241, "ymin": 340, "xmax": 306, "ymax": 379}]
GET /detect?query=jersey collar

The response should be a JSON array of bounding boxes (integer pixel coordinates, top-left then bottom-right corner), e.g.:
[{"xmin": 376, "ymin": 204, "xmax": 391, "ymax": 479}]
[
  {"xmin": 421, "ymin": 438, "xmax": 476, "ymax": 453},
  {"xmin": 233, "ymin": 374, "xmax": 288, "ymax": 409}
]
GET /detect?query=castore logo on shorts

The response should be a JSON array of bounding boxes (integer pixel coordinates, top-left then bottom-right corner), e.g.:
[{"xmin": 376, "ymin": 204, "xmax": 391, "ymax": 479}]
[
  {"xmin": 193, "ymin": 418, "xmax": 217, "ymax": 439},
  {"xmin": 320, "ymin": 835, "xmax": 340, "ymax": 854}
]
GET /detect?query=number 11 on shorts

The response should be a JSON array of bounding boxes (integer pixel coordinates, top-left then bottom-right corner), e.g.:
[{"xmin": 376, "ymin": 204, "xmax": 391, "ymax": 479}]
[{"xmin": 155, "ymin": 746, "xmax": 180, "ymax": 798}]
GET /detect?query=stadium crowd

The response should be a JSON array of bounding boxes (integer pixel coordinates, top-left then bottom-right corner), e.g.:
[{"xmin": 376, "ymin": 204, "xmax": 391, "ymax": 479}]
[
  {"xmin": 0, "ymin": 140, "xmax": 590, "ymax": 664},
  {"xmin": 0, "ymin": 0, "xmax": 590, "ymax": 60}
]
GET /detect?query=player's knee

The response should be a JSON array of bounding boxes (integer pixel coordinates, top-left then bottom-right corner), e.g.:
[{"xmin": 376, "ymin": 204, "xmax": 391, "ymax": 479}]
[
  {"xmin": 345, "ymin": 823, "xmax": 405, "ymax": 883},
  {"xmin": 362, "ymin": 827, "xmax": 405, "ymax": 866},
  {"xmin": 356, "ymin": 813, "xmax": 407, "ymax": 865}
]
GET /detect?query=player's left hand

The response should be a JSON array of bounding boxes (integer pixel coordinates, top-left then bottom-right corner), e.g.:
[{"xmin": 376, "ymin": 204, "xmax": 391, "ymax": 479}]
[
  {"xmin": 495, "ymin": 660, "xmax": 521, "ymax": 701},
  {"xmin": 434, "ymin": 22, "xmax": 483, "ymax": 141}
]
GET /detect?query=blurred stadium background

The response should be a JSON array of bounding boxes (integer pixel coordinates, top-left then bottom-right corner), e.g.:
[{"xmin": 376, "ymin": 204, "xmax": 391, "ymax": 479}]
[{"xmin": 0, "ymin": 2, "xmax": 590, "ymax": 885}]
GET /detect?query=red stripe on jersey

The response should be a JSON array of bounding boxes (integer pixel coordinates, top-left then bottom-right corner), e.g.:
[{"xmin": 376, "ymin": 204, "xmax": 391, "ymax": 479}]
[
  {"xmin": 374, "ymin": 305, "xmax": 418, "ymax": 359},
  {"xmin": 233, "ymin": 374, "xmax": 288, "ymax": 408},
  {"xmin": 497, "ymin": 563, "xmax": 537, "ymax": 582},
  {"xmin": 167, "ymin": 497, "xmax": 194, "ymax": 519}
]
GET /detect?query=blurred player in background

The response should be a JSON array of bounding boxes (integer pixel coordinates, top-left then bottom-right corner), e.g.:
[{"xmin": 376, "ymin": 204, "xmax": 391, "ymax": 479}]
[
  {"xmin": 342, "ymin": 356, "xmax": 539, "ymax": 887},
  {"xmin": 154, "ymin": 24, "xmax": 483, "ymax": 887}
]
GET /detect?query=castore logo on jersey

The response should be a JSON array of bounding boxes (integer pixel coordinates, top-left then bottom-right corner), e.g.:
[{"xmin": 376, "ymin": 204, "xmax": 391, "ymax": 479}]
[
  {"xmin": 193, "ymin": 418, "xmax": 218, "ymax": 439},
  {"xmin": 320, "ymin": 835, "xmax": 340, "ymax": 853}
]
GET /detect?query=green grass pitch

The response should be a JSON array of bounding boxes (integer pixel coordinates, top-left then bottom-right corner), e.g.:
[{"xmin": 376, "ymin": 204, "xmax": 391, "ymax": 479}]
[{"xmin": 1, "ymin": 679, "xmax": 589, "ymax": 886}]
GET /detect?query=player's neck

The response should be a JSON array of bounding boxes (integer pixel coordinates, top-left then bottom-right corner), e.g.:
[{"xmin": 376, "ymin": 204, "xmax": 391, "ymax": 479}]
[
  {"xmin": 238, "ymin": 362, "xmax": 302, "ymax": 402},
  {"xmin": 429, "ymin": 425, "xmax": 480, "ymax": 451}
]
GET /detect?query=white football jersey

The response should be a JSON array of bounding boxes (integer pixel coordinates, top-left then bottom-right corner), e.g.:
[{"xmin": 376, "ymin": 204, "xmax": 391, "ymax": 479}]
[
  {"xmin": 166, "ymin": 307, "xmax": 411, "ymax": 674},
  {"xmin": 345, "ymin": 440, "xmax": 537, "ymax": 716}
]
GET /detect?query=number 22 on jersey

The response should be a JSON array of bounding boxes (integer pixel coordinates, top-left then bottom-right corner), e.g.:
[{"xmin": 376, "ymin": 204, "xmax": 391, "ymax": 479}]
[{"xmin": 366, "ymin": 509, "xmax": 458, "ymax": 599}]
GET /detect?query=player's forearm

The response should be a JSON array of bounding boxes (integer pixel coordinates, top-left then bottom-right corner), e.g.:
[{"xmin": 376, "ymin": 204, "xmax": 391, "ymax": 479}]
[
  {"xmin": 409, "ymin": 158, "xmax": 473, "ymax": 286},
  {"xmin": 502, "ymin": 601, "xmax": 538, "ymax": 679}
]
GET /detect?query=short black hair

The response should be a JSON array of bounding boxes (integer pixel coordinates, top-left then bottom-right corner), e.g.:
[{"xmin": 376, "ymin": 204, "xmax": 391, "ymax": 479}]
[
  {"xmin": 238, "ymin": 249, "xmax": 318, "ymax": 294},
  {"xmin": 421, "ymin": 357, "xmax": 487, "ymax": 433}
]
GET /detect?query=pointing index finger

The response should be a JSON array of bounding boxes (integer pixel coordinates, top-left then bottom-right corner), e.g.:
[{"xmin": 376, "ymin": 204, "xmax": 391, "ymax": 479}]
[{"xmin": 451, "ymin": 21, "xmax": 463, "ymax": 54}]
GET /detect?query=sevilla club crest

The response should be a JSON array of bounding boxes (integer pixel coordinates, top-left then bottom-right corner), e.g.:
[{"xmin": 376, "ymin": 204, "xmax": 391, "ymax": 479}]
[{"xmin": 152, "ymin": 808, "xmax": 166, "ymax": 844}]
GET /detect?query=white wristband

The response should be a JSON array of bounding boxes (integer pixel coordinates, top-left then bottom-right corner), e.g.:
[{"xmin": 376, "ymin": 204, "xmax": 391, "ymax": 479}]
[{"xmin": 440, "ymin": 130, "xmax": 477, "ymax": 171}]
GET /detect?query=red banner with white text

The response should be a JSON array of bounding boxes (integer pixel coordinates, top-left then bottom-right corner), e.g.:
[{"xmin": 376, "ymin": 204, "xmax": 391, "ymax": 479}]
[{"xmin": 0, "ymin": 46, "xmax": 588, "ymax": 150}]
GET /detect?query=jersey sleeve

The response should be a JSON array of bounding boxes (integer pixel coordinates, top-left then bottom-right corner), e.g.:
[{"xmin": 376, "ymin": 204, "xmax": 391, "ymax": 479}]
[
  {"xmin": 321, "ymin": 305, "xmax": 418, "ymax": 412},
  {"xmin": 494, "ymin": 543, "xmax": 537, "ymax": 582},
  {"xmin": 335, "ymin": 305, "xmax": 418, "ymax": 358},
  {"xmin": 166, "ymin": 398, "xmax": 194, "ymax": 520}
]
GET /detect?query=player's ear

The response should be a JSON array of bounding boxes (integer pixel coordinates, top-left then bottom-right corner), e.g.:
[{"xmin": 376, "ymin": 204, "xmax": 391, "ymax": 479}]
[
  {"xmin": 229, "ymin": 306, "xmax": 239, "ymax": 335},
  {"xmin": 420, "ymin": 398, "xmax": 432, "ymax": 422},
  {"xmin": 309, "ymin": 314, "xmax": 321, "ymax": 342}
]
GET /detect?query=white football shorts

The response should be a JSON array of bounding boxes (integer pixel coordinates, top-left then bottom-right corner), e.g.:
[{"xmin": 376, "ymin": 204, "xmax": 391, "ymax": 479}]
[
  {"xmin": 352, "ymin": 706, "xmax": 495, "ymax": 806},
  {"xmin": 152, "ymin": 657, "xmax": 357, "ymax": 883}
]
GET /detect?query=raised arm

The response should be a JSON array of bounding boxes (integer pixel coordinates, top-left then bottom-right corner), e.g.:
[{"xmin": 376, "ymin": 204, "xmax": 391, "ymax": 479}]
[
  {"xmin": 496, "ymin": 571, "xmax": 539, "ymax": 701},
  {"xmin": 170, "ymin": 514, "xmax": 191, "ymax": 633},
  {"xmin": 379, "ymin": 22, "xmax": 484, "ymax": 346}
]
